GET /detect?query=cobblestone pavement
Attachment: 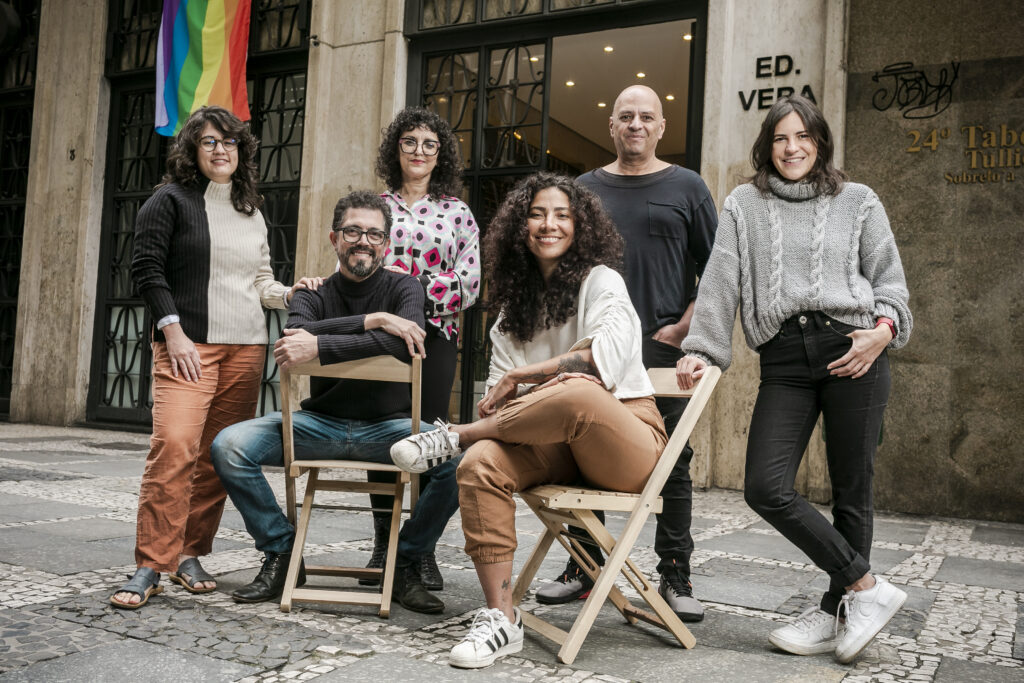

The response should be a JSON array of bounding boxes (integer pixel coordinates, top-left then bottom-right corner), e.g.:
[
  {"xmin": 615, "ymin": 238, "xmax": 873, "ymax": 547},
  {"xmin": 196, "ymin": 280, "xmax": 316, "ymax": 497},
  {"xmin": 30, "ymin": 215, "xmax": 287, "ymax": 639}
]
[{"xmin": 1, "ymin": 424, "xmax": 1022, "ymax": 682}]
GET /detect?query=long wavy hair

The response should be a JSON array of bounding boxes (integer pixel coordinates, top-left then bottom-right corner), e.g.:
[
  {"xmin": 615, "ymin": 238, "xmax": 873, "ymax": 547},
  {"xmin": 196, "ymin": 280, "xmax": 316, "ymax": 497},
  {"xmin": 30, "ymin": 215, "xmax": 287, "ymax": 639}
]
[
  {"xmin": 484, "ymin": 172, "xmax": 623, "ymax": 343},
  {"xmin": 749, "ymin": 94, "xmax": 847, "ymax": 196},
  {"xmin": 375, "ymin": 107, "xmax": 463, "ymax": 200},
  {"xmin": 157, "ymin": 106, "xmax": 262, "ymax": 215}
]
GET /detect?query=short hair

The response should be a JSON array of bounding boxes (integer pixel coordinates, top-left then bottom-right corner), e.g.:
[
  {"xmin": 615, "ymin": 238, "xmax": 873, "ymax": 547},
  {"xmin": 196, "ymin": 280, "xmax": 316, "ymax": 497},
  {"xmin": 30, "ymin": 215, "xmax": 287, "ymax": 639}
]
[
  {"xmin": 331, "ymin": 190, "xmax": 393, "ymax": 233},
  {"xmin": 375, "ymin": 107, "xmax": 463, "ymax": 200},
  {"xmin": 158, "ymin": 105, "xmax": 262, "ymax": 215},
  {"xmin": 749, "ymin": 94, "xmax": 848, "ymax": 196},
  {"xmin": 484, "ymin": 172, "xmax": 624, "ymax": 343}
]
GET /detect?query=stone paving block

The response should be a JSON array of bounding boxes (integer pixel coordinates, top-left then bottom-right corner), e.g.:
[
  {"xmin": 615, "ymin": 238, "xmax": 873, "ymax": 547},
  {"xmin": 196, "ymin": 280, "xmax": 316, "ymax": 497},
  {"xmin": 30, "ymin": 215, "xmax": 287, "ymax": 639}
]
[
  {"xmin": 314, "ymin": 652, "xmax": 516, "ymax": 680},
  {"xmin": 699, "ymin": 531, "xmax": 819, "ymax": 564},
  {"xmin": 934, "ymin": 655, "xmax": 1024, "ymax": 682},
  {"xmin": 971, "ymin": 523, "xmax": 1024, "ymax": 548},
  {"xmin": 693, "ymin": 557, "xmax": 814, "ymax": 611},
  {"xmin": 934, "ymin": 556, "xmax": 1024, "ymax": 592},
  {"xmin": 47, "ymin": 459, "xmax": 146, "ymax": 477},
  {"xmin": 0, "ymin": 451, "xmax": 101, "ymax": 464},
  {"xmin": 0, "ymin": 639, "xmax": 259, "ymax": 682},
  {"xmin": 0, "ymin": 466, "xmax": 86, "ymax": 482},
  {"xmin": 0, "ymin": 607, "xmax": 121, "ymax": 673},
  {"xmin": 84, "ymin": 441, "xmax": 148, "ymax": 452},
  {"xmin": 873, "ymin": 518, "xmax": 931, "ymax": 545},
  {"xmin": 1016, "ymin": 601, "xmax": 1024, "ymax": 661},
  {"xmin": 32, "ymin": 518, "xmax": 136, "ymax": 542},
  {"xmin": 0, "ymin": 497, "xmax": 108, "ymax": 524}
]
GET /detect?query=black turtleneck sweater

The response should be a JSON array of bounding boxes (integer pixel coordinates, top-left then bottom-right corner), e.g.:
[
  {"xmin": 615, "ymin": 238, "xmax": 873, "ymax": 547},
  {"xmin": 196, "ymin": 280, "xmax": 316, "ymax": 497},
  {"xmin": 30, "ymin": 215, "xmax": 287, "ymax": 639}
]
[{"xmin": 285, "ymin": 267, "xmax": 425, "ymax": 421}]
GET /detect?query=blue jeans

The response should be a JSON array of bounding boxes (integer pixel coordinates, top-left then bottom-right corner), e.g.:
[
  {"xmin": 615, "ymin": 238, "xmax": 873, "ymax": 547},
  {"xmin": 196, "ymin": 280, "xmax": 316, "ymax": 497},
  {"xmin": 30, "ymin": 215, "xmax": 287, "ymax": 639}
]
[{"xmin": 211, "ymin": 410, "xmax": 460, "ymax": 561}]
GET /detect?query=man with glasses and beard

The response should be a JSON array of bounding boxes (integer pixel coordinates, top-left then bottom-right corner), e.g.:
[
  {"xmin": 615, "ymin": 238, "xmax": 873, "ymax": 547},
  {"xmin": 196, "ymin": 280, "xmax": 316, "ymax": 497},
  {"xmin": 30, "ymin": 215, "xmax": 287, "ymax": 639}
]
[{"xmin": 210, "ymin": 190, "xmax": 459, "ymax": 615}]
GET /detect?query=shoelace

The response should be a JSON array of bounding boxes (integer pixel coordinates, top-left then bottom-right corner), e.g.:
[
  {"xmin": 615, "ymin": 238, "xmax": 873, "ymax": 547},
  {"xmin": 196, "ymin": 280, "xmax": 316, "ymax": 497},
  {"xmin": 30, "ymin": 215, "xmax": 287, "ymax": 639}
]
[
  {"xmin": 837, "ymin": 590, "xmax": 855, "ymax": 631},
  {"xmin": 662, "ymin": 569, "xmax": 693, "ymax": 597},
  {"xmin": 464, "ymin": 607, "xmax": 506, "ymax": 645},
  {"xmin": 411, "ymin": 419, "xmax": 458, "ymax": 455},
  {"xmin": 791, "ymin": 607, "xmax": 839, "ymax": 636}
]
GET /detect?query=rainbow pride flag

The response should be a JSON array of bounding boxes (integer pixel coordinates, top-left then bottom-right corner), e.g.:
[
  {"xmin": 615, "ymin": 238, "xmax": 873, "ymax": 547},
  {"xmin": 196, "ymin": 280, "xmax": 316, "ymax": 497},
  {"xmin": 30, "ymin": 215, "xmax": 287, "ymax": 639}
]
[{"xmin": 155, "ymin": 0, "xmax": 251, "ymax": 136}]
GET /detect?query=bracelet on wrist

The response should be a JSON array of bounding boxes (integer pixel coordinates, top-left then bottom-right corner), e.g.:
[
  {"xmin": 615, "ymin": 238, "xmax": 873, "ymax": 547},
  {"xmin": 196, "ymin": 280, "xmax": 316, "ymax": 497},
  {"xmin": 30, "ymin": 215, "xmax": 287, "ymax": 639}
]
[{"xmin": 875, "ymin": 317, "xmax": 896, "ymax": 340}]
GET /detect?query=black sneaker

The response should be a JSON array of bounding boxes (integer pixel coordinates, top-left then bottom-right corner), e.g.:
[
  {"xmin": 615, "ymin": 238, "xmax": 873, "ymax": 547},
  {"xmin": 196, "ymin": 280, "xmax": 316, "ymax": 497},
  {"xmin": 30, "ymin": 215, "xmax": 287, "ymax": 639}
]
[
  {"xmin": 658, "ymin": 563, "xmax": 704, "ymax": 622},
  {"xmin": 535, "ymin": 558, "xmax": 594, "ymax": 605}
]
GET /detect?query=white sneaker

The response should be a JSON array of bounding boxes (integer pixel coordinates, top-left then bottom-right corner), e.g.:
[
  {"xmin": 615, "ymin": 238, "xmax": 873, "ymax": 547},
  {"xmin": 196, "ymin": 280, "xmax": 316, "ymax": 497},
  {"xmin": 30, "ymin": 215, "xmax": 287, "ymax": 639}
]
[
  {"xmin": 390, "ymin": 419, "xmax": 462, "ymax": 473},
  {"xmin": 835, "ymin": 578, "xmax": 907, "ymax": 663},
  {"xmin": 449, "ymin": 607, "xmax": 524, "ymax": 669},
  {"xmin": 769, "ymin": 607, "xmax": 843, "ymax": 655}
]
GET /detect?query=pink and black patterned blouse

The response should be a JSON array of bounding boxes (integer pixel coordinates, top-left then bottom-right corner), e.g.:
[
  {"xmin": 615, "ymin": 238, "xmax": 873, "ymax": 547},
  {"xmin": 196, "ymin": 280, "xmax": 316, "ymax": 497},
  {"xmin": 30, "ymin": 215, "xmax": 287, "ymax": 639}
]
[{"xmin": 381, "ymin": 191, "xmax": 482, "ymax": 340}]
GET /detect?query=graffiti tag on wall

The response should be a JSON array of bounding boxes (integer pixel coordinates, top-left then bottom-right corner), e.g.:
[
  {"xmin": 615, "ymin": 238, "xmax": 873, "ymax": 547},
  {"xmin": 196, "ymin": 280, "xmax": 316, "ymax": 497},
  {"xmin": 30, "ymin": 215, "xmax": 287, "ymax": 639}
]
[{"xmin": 871, "ymin": 61, "xmax": 959, "ymax": 119}]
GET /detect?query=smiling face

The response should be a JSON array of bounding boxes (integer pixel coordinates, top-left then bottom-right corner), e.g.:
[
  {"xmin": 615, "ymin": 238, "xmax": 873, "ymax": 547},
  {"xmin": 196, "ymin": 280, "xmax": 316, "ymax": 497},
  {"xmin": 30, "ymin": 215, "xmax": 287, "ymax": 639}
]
[
  {"xmin": 771, "ymin": 111, "xmax": 818, "ymax": 182},
  {"xmin": 526, "ymin": 186, "xmax": 575, "ymax": 281},
  {"xmin": 195, "ymin": 122, "xmax": 239, "ymax": 184},
  {"xmin": 330, "ymin": 207, "xmax": 390, "ymax": 281},
  {"xmin": 609, "ymin": 86, "xmax": 666, "ymax": 163},
  {"xmin": 397, "ymin": 125, "xmax": 440, "ymax": 189}
]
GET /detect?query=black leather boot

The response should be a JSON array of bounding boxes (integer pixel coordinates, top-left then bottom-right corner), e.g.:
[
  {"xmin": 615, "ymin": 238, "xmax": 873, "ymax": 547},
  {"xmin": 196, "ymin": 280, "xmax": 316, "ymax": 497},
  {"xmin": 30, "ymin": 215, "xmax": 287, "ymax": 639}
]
[
  {"xmin": 231, "ymin": 552, "xmax": 306, "ymax": 603},
  {"xmin": 393, "ymin": 559, "xmax": 444, "ymax": 614},
  {"xmin": 420, "ymin": 552, "xmax": 444, "ymax": 591},
  {"xmin": 360, "ymin": 514, "xmax": 391, "ymax": 586}
]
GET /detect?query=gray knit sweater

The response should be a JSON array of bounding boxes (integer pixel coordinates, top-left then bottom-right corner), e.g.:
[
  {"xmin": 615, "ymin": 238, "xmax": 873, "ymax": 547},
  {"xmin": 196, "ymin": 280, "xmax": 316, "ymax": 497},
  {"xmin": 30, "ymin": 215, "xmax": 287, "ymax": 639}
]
[{"xmin": 681, "ymin": 176, "xmax": 912, "ymax": 369}]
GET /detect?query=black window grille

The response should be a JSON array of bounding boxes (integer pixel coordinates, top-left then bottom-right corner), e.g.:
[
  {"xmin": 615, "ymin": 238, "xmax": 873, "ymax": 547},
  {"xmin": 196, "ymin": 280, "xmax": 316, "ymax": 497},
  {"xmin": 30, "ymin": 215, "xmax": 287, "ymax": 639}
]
[
  {"xmin": 0, "ymin": 0, "xmax": 39, "ymax": 415},
  {"xmin": 88, "ymin": 0, "xmax": 310, "ymax": 425}
]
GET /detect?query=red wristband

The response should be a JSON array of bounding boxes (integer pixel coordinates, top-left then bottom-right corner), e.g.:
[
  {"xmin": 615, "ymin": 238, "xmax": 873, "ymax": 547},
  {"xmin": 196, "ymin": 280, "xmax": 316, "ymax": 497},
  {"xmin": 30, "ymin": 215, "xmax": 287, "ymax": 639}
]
[{"xmin": 875, "ymin": 317, "xmax": 896, "ymax": 340}]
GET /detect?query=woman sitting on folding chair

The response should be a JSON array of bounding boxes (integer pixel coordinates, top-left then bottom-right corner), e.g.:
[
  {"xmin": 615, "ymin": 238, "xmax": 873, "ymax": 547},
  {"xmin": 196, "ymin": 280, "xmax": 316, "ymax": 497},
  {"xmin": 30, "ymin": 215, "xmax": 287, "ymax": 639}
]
[{"xmin": 389, "ymin": 172, "xmax": 667, "ymax": 668}]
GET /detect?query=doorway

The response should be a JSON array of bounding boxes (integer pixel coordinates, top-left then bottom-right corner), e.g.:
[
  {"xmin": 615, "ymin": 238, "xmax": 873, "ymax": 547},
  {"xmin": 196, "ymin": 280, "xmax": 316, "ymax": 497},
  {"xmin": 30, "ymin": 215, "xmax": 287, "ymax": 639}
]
[{"xmin": 407, "ymin": 1, "xmax": 706, "ymax": 422}]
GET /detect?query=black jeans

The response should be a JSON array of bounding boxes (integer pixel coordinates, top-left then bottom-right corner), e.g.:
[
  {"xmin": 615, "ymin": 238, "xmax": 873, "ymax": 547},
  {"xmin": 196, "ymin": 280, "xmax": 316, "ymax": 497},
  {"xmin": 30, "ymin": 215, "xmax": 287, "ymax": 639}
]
[
  {"xmin": 745, "ymin": 312, "xmax": 890, "ymax": 615},
  {"xmin": 572, "ymin": 332, "xmax": 696, "ymax": 576},
  {"xmin": 369, "ymin": 327, "xmax": 459, "ymax": 522}
]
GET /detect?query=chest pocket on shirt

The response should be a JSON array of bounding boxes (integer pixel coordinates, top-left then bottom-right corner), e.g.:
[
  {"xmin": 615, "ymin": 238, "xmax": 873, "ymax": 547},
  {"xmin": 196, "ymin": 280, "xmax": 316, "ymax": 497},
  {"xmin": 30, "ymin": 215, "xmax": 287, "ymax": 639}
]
[{"xmin": 648, "ymin": 201, "xmax": 686, "ymax": 240}]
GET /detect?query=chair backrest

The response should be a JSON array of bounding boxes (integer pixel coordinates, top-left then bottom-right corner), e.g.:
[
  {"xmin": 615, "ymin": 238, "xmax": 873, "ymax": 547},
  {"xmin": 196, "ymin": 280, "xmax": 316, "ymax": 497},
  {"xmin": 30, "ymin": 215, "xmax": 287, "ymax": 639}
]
[
  {"xmin": 279, "ymin": 355, "xmax": 423, "ymax": 474},
  {"xmin": 637, "ymin": 365, "xmax": 721, "ymax": 502}
]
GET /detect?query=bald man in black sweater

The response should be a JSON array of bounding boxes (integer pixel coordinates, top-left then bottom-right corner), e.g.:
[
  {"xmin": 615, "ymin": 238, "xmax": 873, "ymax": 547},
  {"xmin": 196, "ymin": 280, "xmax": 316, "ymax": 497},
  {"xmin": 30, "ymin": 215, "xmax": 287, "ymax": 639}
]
[{"xmin": 211, "ymin": 191, "xmax": 458, "ymax": 614}]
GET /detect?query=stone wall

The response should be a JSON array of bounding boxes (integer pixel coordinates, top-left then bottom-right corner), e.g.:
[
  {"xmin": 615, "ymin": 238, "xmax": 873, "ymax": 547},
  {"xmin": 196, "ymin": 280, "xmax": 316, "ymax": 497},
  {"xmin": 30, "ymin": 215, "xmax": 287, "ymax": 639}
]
[{"xmin": 845, "ymin": 0, "xmax": 1024, "ymax": 521}]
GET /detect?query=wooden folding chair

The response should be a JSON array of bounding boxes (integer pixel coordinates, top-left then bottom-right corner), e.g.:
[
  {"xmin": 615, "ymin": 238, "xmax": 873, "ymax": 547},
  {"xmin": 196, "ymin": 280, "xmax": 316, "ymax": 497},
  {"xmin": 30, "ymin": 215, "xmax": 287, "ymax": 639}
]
[
  {"xmin": 277, "ymin": 355, "xmax": 422, "ymax": 617},
  {"xmin": 512, "ymin": 365, "xmax": 721, "ymax": 664}
]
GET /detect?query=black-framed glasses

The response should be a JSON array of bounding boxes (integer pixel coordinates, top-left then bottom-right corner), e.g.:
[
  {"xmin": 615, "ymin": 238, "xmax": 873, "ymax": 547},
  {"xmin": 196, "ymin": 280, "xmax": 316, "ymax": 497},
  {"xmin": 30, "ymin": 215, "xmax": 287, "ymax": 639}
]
[
  {"xmin": 199, "ymin": 136, "xmax": 239, "ymax": 152},
  {"xmin": 335, "ymin": 226, "xmax": 388, "ymax": 245},
  {"xmin": 399, "ymin": 136, "xmax": 440, "ymax": 156}
]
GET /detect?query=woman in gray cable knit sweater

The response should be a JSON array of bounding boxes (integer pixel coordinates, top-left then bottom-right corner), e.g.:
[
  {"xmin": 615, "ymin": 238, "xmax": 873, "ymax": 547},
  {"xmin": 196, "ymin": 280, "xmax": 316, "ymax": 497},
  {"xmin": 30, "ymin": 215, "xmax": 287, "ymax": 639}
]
[{"xmin": 677, "ymin": 95, "xmax": 912, "ymax": 664}]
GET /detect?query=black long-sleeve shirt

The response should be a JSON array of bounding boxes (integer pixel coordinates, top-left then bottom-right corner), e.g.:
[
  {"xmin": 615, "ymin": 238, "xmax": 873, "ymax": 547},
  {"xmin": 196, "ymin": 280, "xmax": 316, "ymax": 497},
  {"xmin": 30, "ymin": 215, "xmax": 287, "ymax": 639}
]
[{"xmin": 285, "ymin": 268, "xmax": 425, "ymax": 421}]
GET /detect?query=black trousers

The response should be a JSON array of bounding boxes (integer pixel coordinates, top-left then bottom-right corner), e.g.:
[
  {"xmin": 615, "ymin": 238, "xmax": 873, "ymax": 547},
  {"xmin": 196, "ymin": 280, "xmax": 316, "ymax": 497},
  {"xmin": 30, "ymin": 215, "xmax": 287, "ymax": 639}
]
[
  {"xmin": 572, "ymin": 332, "xmax": 696, "ymax": 576},
  {"xmin": 745, "ymin": 312, "xmax": 889, "ymax": 615},
  {"xmin": 369, "ymin": 326, "xmax": 459, "ymax": 521}
]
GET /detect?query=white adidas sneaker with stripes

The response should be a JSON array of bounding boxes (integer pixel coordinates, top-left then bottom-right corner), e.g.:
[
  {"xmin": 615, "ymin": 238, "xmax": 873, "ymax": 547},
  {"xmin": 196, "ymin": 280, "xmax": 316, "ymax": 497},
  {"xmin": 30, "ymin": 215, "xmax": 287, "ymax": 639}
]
[
  {"xmin": 390, "ymin": 419, "xmax": 462, "ymax": 474},
  {"xmin": 449, "ymin": 607, "xmax": 524, "ymax": 669}
]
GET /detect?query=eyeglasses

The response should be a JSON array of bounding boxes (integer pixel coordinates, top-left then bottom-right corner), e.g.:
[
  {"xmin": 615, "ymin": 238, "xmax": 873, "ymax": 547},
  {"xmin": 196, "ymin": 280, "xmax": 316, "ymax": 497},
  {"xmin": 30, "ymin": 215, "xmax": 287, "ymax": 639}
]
[
  {"xmin": 199, "ymin": 136, "xmax": 239, "ymax": 152},
  {"xmin": 335, "ymin": 226, "xmax": 388, "ymax": 245},
  {"xmin": 399, "ymin": 137, "xmax": 440, "ymax": 156}
]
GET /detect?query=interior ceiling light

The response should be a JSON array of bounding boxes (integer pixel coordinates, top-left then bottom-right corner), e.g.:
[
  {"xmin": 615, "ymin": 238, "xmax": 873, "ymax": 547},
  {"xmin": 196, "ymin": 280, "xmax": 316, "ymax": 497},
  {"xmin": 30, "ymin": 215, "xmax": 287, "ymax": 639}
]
[
  {"xmin": 565, "ymin": 80, "xmax": 575, "ymax": 87},
  {"xmin": 636, "ymin": 72, "xmax": 646, "ymax": 78},
  {"xmin": 437, "ymin": 97, "xmax": 447, "ymax": 103},
  {"xmin": 603, "ymin": 46, "xmax": 614, "ymax": 52},
  {"xmin": 530, "ymin": 56, "xmax": 538, "ymax": 62},
  {"xmin": 665, "ymin": 94, "xmax": 675, "ymax": 101},
  {"xmin": 683, "ymin": 34, "xmax": 692, "ymax": 41},
  {"xmin": 597, "ymin": 102, "xmax": 607, "ymax": 108},
  {"xmin": 513, "ymin": 131, "xmax": 522, "ymax": 140}
]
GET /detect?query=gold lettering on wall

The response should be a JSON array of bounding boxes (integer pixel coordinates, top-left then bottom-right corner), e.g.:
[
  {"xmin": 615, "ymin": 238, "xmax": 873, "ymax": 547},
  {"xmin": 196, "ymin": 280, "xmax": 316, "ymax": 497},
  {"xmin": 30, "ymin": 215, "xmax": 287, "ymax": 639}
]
[{"xmin": 904, "ymin": 123, "xmax": 1024, "ymax": 184}]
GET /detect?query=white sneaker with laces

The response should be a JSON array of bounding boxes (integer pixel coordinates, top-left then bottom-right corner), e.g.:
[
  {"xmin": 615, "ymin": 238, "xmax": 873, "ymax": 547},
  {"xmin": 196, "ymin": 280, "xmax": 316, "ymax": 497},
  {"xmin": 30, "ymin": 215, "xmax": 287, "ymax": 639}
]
[
  {"xmin": 835, "ymin": 578, "xmax": 907, "ymax": 663},
  {"xmin": 769, "ymin": 607, "xmax": 844, "ymax": 655},
  {"xmin": 449, "ymin": 607, "xmax": 524, "ymax": 669},
  {"xmin": 390, "ymin": 419, "xmax": 462, "ymax": 473}
]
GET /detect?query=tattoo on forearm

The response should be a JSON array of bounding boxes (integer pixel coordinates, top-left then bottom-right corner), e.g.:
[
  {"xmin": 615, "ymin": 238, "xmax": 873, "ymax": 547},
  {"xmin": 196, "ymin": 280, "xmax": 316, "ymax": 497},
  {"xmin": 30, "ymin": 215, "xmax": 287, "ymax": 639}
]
[
  {"xmin": 515, "ymin": 352, "xmax": 598, "ymax": 384},
  {"xmin": 556, "ymin": 353, "xmax": 598, "ymax": 375}
]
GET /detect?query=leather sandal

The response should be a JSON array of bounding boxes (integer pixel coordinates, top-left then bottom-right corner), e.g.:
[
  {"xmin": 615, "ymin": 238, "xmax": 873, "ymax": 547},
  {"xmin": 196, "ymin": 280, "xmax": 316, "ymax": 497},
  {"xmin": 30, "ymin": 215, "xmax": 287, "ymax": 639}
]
[
  {"xmin": 110, "ymin": 567, "xmax": 163, "ymax": 609},
  {"xmin": 168, "ymin": 557, "xmax": 217, "ymax": 594}
]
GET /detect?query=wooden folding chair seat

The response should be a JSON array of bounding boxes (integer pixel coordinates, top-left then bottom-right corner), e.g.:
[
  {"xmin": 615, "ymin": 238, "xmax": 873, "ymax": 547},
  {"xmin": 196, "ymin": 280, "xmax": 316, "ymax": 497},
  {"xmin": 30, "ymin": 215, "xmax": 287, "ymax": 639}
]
[
  {"xmin": 512, "ymin": 366, "xmax": 721, "ymax": 664},
  {"xmin": 277, "ymin": 355, "xmax": 421, "ymax": 617}
]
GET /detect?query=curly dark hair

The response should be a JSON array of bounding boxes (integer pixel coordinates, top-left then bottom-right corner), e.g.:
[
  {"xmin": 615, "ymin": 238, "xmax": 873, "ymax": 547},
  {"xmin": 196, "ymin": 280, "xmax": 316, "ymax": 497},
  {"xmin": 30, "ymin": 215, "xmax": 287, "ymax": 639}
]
[
  {"xmin": 331, "ymin": 190, "xmax": 393, "ymax": 233},
  {"xmin": 484, "ymin": 172, "xmax": 624, "ymax": 343},
  {"xmin": 157, "ymin": 106, "xmax": 262, "ymax": 215},
  {"xmin": 375, "ymin": 107, "xmax": 463, "ymax": 200},
  {"xmin": 749, "ymin": 94, "xmax": 847, "ymax": 196}
]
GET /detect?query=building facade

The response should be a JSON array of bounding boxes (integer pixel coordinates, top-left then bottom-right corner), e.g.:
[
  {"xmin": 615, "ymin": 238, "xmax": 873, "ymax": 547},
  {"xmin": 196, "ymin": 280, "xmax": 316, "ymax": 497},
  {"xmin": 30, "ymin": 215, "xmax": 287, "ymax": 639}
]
[{"xmin": 2, "ymin": 0, "xmax": 1021, "ymax": 522}]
